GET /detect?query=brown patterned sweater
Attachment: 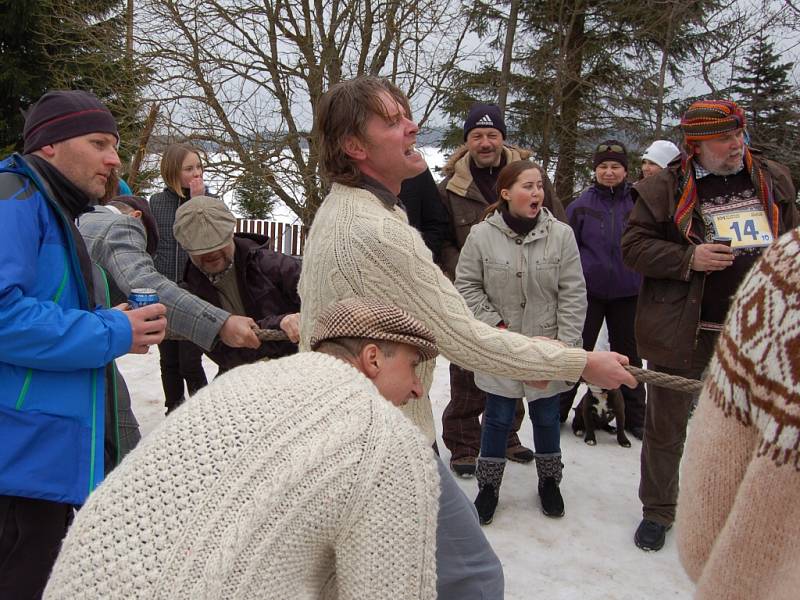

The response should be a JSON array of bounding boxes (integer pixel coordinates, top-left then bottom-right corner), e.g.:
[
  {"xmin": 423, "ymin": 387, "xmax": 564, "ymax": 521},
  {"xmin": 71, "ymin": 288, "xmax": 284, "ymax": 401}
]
[{"xmin": 676, "ymin": 227, "xmax": 800, "ymax": 600}]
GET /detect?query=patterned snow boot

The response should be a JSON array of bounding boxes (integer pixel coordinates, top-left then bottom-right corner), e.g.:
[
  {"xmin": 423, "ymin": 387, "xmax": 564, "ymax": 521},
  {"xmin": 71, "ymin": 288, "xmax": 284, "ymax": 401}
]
[
  {"xmin": 474, "ymin": 457, "xmax": 506, "ymax": 525},
  {"xmin": 535, "ymin": 453, "xmax": 565, "ymax": 518}
]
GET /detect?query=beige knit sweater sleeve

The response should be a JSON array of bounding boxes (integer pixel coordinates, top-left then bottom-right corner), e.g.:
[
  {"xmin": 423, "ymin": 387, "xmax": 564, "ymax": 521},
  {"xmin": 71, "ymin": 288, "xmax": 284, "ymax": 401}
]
[
  {"xmin": 676, "ymin": 228, "xmax": 800, "ymax": 600},
  {"xmin": 299, "ymin": 185, "xmax": 586, "ymax": 442},
  {"xmin": 299, "ymin": 184, "xmax": 587, "ymax": 383}
]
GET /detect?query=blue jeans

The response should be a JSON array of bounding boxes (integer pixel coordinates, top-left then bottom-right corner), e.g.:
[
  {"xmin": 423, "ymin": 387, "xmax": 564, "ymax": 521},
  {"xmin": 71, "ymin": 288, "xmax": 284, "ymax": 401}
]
[{"xmin": 481, "ymin": 393, "xmax": 561, "ymax": 458}]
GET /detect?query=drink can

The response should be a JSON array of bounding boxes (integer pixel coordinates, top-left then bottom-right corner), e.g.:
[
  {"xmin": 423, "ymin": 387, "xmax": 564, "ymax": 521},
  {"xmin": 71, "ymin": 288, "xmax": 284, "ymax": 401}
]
[
  {"xmin": 128, "ymin": 288, "xmax": 159, "ymax": 309},
  {"xmin": 712, "ymin": 236, "xmax": 732, "ymax": 246}
]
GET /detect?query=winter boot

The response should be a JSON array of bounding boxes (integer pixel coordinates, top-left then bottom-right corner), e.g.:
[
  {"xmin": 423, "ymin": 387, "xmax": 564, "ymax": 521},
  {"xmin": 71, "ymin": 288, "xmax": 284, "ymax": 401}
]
[
  {"xmin": 535, "ymin": 453, "xmax": 565, "ymax": 518},
  {"xmin": 474, "ymin": 457, "xmax": 506, "ymax": 525},
  {"xmin": 634, "ymin": 519, "xmax": 670, "ymax": 551}
]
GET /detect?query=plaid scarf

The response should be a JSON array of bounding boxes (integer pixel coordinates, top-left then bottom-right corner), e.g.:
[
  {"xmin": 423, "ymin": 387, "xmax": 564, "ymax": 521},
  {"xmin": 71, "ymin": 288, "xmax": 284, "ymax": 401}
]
[{"xmin": 673, "ymin": 146, "xmax": 779, "ymax": 242}]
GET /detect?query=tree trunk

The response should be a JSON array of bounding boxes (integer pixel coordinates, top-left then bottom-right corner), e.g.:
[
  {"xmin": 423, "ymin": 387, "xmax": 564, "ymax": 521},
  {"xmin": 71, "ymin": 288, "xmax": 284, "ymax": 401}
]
[
  {"xmin": 127, "ymin": 102, "xmax": 159, "ymax": 194},
  {"xmin": 126, "ymin": 0, "xmax": 133, "ymax": 61},
  {"xmin": 554, "ymin": 0, "xmax": 586, "ymax": 208},
  {"xmin": 654, "ymin": 2, "xmax": 678, "ymax": 136},
  {"xmin": 497, "ymin": 0, "xmax": 520, "ymax": 112}
]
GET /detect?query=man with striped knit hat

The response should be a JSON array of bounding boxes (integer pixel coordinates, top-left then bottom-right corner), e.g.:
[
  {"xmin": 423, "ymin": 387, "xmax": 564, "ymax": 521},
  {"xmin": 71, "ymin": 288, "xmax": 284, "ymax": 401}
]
[{"xmin": 621, "ymin": 98, "xmax": 799, "ymax": 551}]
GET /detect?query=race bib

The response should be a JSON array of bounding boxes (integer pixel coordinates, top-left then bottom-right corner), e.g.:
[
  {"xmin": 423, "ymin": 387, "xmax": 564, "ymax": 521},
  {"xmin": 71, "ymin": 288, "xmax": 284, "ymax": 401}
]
[{"xmin": 711, "ymin": 209, "xmax": 774, "ymax": 249}]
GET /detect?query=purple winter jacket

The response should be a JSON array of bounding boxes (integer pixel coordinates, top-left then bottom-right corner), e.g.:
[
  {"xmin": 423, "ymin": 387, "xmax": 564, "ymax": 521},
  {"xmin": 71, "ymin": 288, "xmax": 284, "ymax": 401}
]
[{"xmin": 567, "ymin": 181, "xmax": 641, "ymax": 300}]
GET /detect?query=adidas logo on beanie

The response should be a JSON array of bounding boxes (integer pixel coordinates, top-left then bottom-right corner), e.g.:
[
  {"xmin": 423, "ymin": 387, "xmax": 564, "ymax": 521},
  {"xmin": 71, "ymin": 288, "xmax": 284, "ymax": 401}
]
[{"xmin": 464, "ymin": 103, "xmax": 506, "ymax": 140}]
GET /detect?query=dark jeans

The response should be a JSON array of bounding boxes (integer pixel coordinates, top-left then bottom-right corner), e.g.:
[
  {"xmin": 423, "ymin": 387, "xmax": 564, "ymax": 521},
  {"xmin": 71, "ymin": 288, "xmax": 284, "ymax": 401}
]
[
  {"xmin": 157, "ymin": 339, "xmax": 208, "ymax": 412},
  {"xmin": 639, "ymin": 329, "xmax": 718, "ymax": 525},
  {"xmin": 560, "ymin": 295, "xmax": 646, "ymax": 429},
  {"xmin": 0, "ymin": 496, "xmax": 73, "ymax": 600},
  {"xmin": 442, "ymin": 363, "xmax": 524, "ymax": 461},
  {"xmin": 481, "ymin": 393, "xmax": 561, "ymax": 458}
]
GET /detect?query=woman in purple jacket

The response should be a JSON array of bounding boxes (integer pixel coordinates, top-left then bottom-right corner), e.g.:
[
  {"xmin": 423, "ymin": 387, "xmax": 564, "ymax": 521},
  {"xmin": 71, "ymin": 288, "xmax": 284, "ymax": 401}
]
[{"xmin": 559, "ymin": 140, "xmax": 646, "ymax": 437}]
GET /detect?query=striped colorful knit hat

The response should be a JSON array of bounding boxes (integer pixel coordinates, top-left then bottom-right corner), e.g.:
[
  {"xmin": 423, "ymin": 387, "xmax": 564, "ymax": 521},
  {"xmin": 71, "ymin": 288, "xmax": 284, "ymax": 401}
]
[
  {"xmin": 674, "ymin": 99, "xmax": 778, "ymax": 242},
  {"xmin": 680, "ymin": 99, "xmax": 745, "ymax": 142}
]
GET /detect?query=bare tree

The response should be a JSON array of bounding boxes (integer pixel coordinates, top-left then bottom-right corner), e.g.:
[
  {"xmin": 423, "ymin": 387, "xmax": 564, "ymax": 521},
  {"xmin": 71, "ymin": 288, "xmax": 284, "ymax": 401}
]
[{"xmin": 137, "ymin": 0, "xmax": 476, "ymax": 223}]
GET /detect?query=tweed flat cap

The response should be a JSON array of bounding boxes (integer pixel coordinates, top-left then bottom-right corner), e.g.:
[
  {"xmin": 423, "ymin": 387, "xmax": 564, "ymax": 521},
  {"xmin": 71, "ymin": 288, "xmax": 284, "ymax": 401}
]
[
  {"xmin": 310, "ymin": 297, "xmax": 438, "ymax": 360},
  {"xmin": 173, "ymin": 196, "xmax": 236, "ymax": 254}
]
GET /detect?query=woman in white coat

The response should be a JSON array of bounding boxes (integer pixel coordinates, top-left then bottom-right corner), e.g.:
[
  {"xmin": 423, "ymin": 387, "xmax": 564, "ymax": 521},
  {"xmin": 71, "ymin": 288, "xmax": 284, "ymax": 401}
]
[{"xmin": 456, "ymin": 160, "xmax": 587, "ymax": 524}]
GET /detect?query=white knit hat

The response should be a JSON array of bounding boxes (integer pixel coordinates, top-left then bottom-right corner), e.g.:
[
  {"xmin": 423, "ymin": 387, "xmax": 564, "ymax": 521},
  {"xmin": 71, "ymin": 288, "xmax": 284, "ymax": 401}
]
[{"xmin": 642, "ymin": 140, "xmax": 680, "ymax": 169}]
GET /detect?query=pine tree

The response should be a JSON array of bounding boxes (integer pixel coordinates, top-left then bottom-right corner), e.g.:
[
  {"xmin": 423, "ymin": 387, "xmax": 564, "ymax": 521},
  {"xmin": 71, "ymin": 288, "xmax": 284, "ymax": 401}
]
[
  {"xmin": 0, "ymin": 0, "xmax": 51, "ymax": 153},
  {"xmin": 234, "ymin": 168, "xmax": 278, "ymax": 220},
  {"xmin": 40, "ymin": 1, "xmax": 148, "ymax": 177},
  {"xmin": 438, "ymin": 0, "xmax": 734, "ymax": 203},
  {"xmin": 732, "ymin": 30, "xmax": 800, "ymax": 189},
  {"xmin": 0, "ymin": 0, "xmax": 148, "ymax": 183}
]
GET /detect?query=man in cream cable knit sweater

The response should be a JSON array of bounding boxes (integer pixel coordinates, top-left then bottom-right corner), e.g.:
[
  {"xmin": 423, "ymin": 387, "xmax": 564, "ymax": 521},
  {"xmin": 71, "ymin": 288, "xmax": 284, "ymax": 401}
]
[
  {"xmin": 676, "ymin": 227, "xmax": 800, "ymax": 600},
  {"xmin": 45, "ymin": 298, "xmax": 503, "ymax": 599},
  {"xmin": 299, "ymin": 76, "xmax": 637, "ymax": 448}
]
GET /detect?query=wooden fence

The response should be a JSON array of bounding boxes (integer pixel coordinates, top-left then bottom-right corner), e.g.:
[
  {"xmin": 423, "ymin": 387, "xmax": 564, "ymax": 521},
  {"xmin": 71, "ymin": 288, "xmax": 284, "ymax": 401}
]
[{"xmin": 235, "ymin": 219, "xmax": 307, "ymax": 256}]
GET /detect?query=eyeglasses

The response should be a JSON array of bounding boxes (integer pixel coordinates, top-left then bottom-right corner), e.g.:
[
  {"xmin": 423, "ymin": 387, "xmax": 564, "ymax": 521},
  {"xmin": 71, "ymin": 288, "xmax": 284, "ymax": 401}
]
[{"xmin": 596, "ymin": 143, "xmax": 625, "ymax": 153}]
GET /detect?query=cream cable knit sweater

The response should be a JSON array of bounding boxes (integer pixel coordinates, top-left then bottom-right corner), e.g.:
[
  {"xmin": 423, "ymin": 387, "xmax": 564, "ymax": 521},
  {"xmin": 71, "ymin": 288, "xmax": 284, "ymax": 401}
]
[
  {"xmin": 299, "ymin": 183, "xmax": 587, "ymax": 442},
  {"xmin": 676, "ymin": 228, "xmax": 800, "ymax": 600},
  {"xmin": 44, "ymin": 352, "xmax": 440, "ymax": 600}
]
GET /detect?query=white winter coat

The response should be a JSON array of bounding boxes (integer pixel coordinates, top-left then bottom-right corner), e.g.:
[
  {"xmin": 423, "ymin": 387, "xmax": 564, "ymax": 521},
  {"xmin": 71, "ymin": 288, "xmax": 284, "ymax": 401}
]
[{"xmin": 455, "ymin": 208, "xmax": 587, "ymax": 399}]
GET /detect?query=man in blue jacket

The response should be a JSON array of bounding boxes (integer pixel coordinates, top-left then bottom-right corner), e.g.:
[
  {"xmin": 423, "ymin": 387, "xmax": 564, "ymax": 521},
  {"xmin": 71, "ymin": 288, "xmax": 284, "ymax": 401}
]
[{"xmin": 0, "ymin": 90, "xmax": 167, "ymax": 599}]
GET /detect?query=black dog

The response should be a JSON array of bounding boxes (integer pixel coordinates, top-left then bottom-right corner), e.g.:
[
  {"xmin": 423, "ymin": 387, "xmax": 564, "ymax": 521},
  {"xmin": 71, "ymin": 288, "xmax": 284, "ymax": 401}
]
[{"xmin": 571, "ymin": 387, "xmax": 631, "ymax": 448}]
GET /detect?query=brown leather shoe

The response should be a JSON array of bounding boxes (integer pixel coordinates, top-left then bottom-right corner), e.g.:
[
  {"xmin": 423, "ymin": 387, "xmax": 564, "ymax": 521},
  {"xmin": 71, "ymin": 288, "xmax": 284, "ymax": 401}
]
[
  {"xmin": 449, "ymin": 456, "xmax": 477, "ymax": 477},
  {"xmin": 505, "ymin": 444, "xmax": 534, "ymax": 463}
]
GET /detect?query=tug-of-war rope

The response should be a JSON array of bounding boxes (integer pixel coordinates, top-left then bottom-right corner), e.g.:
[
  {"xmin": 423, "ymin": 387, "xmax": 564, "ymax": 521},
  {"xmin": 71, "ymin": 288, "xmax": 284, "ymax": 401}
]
[
  {"xmin": 254, "ymin": 328, "xmax": 706, "ymax": 394},
  {"xmin": 623, "ymin": 366, "xmax": 704, "ymax": 395}
]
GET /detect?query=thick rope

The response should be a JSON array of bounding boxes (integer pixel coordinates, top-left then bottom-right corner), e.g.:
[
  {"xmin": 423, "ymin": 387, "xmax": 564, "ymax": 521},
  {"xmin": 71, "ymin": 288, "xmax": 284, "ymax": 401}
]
[
  {"xmin": 254, "ymin": 329, "xmax": 705, "ymax": 393},
  {"xmin": 255, "ymin": 328, "xmax": 290, "ymax": 342},
  {"xmin": 624, "ymin": 366, "xmax": 704, "ymax": 395}
]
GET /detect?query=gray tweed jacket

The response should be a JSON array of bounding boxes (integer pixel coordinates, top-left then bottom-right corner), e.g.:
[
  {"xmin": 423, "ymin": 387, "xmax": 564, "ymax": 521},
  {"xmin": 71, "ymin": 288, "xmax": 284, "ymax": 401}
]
[{"xmin": 78, "ymin": 206, "xmax": 229, "ymax": 351}]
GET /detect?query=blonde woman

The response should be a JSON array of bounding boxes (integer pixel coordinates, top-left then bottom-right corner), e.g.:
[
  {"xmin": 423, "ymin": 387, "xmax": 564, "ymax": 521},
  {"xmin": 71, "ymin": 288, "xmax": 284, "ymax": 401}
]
[{"xmin": 150, "ymin": 143, "xmax": 210, "ymax": 413}]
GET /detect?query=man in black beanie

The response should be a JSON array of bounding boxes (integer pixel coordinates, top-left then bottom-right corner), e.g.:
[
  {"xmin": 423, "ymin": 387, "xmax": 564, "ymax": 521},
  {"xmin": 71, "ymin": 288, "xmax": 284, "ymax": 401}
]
[
  {"xmin": 437, "ymin": 103, "xmax": 567, "ymax": 476},
  {"xmin": 0, "ymin": 90, "xmax": 168, "ymax": 598}
]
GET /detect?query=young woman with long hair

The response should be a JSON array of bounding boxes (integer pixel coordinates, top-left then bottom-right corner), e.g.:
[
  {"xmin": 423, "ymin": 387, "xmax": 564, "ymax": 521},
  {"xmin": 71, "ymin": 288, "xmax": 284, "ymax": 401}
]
[
  {"xmin": 455, "ymin": 160, "xmax": 587, "ymax": 523},
  {"xmin": 150, "ymin": 143, "xmax": 210, "ymax": 413}
]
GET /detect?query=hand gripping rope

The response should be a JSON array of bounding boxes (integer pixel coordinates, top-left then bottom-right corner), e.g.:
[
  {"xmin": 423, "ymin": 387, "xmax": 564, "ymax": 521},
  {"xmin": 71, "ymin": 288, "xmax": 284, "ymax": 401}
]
[{"xmin": 255, "ymin": 328, "xmax": 706, "ymax": 394}]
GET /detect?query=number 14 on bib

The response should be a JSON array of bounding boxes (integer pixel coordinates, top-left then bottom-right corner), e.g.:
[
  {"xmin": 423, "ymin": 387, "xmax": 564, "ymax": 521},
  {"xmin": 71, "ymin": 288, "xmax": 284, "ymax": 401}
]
[{"xmin": 711, "ymin": 209, "xmax": 774, "ymax": 249}]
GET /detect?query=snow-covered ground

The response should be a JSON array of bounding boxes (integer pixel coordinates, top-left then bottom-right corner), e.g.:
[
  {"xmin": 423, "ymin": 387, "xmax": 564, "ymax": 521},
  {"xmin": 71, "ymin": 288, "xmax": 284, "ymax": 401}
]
[{"xmin": 118, "ymin": 351, "xmax": 694, "ymax": 599}]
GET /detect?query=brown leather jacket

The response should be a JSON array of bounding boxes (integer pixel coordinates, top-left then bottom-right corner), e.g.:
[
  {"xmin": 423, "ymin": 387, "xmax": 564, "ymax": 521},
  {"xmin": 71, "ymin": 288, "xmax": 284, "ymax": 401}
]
[
  {"xmin": 622, "ymin": 154, "xmax": 798, "ymax": 368},
  {"xmin": 438, "ymin": 144, "xmax": 567, "ymax": 279},
  {"xmin": 182, "ymin": 234, "xmax": 301, "ymax": 371}
]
